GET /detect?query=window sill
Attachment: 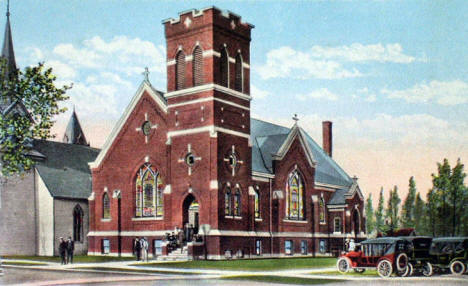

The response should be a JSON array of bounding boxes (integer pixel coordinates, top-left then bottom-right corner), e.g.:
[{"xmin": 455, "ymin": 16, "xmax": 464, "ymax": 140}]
[
  {"xmin": 101, "ymin": 218, "xmax": 111, "ymax": 222},
  {"xmin": 320, "ymin": 222, "xmax": 327, "ymax": 225},
  {"xmin": 132, "ymin": 217, "xmax": 163, "ymax": 221},
  {"xmin": 224, "ymin": 216, "xmax": 243, "ymax": 220},
  {"xmin": 255, "ymin": 218, "xmax": 263, "ymax": 222},
  {"xmin": 333, "ymin": 231, "xmax": 342, "ymax": 235},
  {"xmin": 283, "ymin": 219, "xmax": 308, "ymax": 224},
  {"xmin": 234, "ymin": 216, "xmax": 242, "ymax": 220}
]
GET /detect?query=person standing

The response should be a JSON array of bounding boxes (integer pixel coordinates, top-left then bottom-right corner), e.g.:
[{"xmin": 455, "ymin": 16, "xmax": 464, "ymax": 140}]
[
  {"xmin": 134, "ymin": 238, "xmax": 141, "ymax": 261},
  {"xmin": 58, "ymin": 237, "xmax": 67, "ymax": 265},
  {"xmin": 142, "ymin": 237, "xmax": 149, "ymax": 262},
  {"xmin": 66, "ymin": 237, "xmax": 74, "ymax": 264}
]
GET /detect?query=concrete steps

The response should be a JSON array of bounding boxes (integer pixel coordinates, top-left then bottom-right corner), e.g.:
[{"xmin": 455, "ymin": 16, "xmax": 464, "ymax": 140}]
[{"xmin": 156, "ymin": 246, "xmax": 191, "ymax": 261}]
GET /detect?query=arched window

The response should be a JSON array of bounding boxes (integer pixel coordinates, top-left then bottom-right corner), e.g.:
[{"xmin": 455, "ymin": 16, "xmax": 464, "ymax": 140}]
[
  {"xmin": 135, "ymin": 163, "xmax": 164, "ymax": 217},
  {"xmin": 192, "ymin": 46, "xmax": 203, "ymax": 86},
  {"xmin": 102, "ymin": 192, "xmax": 110, "ymax": 219},
  {"xmin": 175, "ymin": 50, "xmax": 185, "ymax": 90},
  {"xmin": 225, "ymin": 187, "xmax": 232, "ymax": 216},
  {"xmin": 334, "ymin": 217, "xmax": 342, "ymax": 233},
  {"xmin": 220, "ymin": 46, "xmax": 229, "ymax": 87},
  {"xmin": 234, "ymin": 53, "xmax": 243, "ymax": 92},
  {"xmin": 73, "ymin": 204, "xmax": 84, "ymax": 242},
  {"xmin": 254, "ymin": 188, "xmax": 260, "ymax": 219},
  {"xmin": 285, "ymin": 170, "xmax": 304, "ymax": 220},
  {"xmin": 234, "ymin": 189, "xmax": 241, "ymax": 216},
  {"xmin": 319, "ymin": 197, "xmax": 326, "ymax": 223}
]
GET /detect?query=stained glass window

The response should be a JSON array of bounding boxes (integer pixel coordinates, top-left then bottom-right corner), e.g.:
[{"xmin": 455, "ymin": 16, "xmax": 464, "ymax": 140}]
[
  {"xmin": 254, "ymin": 189, "xmax": 260, "ymax": 219},
  {"xmin": 234, "ymin": 189, "xmax": 241, "ymax": 216},
  {"xmin": 235, "ymin": 53, "xmax": 243, "ymax": 92},
  {"xmin": 285, "ymin": 170, "xmax": 304, "ymax": 220},
  {"xmin": 319, "ymin": 197, "xmax": 326, "ymax": 223},
  {"xmin": 225, "ymin": 187, "xmax": 232, "ymax": 216},
  {"xmin": 135, "ymin": 163, "xmax": 163, "ymax": 217},
  {"xmin": 102, "ymin": 193, "xmax": 110, "ymax": 219},
  {"xmin": 334, "ymin": 217, "xmax": 341, "ymax": 233}
]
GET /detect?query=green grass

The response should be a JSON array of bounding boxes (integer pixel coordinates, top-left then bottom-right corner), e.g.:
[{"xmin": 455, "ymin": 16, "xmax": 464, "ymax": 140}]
[
  {"xmin": 137, "ymin": 257, "xmax": 337, "ymax": 271},
  {"xmin": 223, "ymin": 275, "xmax": 343, "ymax": 285},
  {"xmin": 2, "ymin": 261, "xmax": 48, "ymax": 266},
  {"xmin": 74, "ymin": 266, "xmax": 195, "ymax": 275},
  {"xmin": 2, "ymin": 255, "xmax": 134, "ymax": 263},
  {"xmin": 320, "ymin": 270, "xmax": 378, "ymax": 277}
]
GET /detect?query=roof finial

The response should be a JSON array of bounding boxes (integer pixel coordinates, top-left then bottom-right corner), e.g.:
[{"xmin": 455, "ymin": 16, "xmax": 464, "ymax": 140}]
[
  {"xmin": 142, "ymin": 67, "xmax": 150, "ymax": 82},
  {"xmin": 292, "ymin": 113, "xmax": 299, "ymax": 124},
  {"xmin": 6, "ymin": 0, "xmax": 9, "ymax": 17}
]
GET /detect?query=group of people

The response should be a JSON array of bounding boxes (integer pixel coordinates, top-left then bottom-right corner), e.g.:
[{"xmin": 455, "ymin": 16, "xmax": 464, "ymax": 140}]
[
  {"xmin": 345, "ymin": 238, "xmax": 356, "ymax": 252},
  {"xmin": 133, "ymin": 237, "xmax": 149, "ymax": 262},
  {"xmin": 58, "ymin": 237, "xmax": 74, "ymax": 265}
]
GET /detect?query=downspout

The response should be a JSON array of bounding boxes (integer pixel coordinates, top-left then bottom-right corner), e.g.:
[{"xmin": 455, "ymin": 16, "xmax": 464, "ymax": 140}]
[{"xmin": 269, "ymin": 178, "xmax": 273, "ymax": 256}]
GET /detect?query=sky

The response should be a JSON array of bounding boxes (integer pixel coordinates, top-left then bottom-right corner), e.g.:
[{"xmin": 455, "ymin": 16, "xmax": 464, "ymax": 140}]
[{"xmin": 4, "ymin": 0, "xmax": 468, "ymax": 205}]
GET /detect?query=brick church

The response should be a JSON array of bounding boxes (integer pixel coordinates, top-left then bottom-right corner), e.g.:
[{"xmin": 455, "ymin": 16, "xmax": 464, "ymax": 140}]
[{"xmin": 87, "ymin": 7, "xmax": 365, "ymax": 259}]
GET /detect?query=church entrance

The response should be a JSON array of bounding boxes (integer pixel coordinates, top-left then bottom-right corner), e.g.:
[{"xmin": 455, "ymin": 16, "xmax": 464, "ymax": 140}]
[{"xmin": 182, "ymin": 194, "xmax": 199, "ymax": 244}]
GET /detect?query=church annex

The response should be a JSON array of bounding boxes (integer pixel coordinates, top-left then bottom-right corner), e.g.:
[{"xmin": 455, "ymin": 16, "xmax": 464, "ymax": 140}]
[{"xmin": 88, "ymin": 7, "xmax": 365, "ymax": 259}]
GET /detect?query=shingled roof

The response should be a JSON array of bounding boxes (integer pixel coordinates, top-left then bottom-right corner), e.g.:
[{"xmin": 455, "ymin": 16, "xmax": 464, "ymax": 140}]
[
  {"xmin": 33, "ymin": 140, "xmax": 100, "ymax": 199},
  {"xmin": 251, "ymin": 118, "xmax": 353, "ymax": 188}
]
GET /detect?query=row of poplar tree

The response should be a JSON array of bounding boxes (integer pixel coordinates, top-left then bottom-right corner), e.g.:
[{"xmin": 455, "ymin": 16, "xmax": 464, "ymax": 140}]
[{"xmin": 365, "ymin": 158, "xmax": 468, "ymax": 237}]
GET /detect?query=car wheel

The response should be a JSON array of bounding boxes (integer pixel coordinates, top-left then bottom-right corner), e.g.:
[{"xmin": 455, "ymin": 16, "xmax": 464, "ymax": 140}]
[
  {"xmin": 395, "ymin": 253, "xmax": 408, "ymax": 272},
  {"xmin": 337, "ymin": 257, "xmax": 351, "ymax": 273},
  {"xmin": 450, "ymin": 260, "xmax": 466, "ymax": 275},
  {"xmin": 422, "ymin": 262, "xmax": 433, "ymax": 277},
  {"xmin": 353, "ymin": 268, "xmax": 365, "ymax": 273},
  {"xmin": 377, "ymin": 259, "xmax": 393, "ymax": 278},
  {"xmin": 407, "ymin": 262, "xmax": 414, "ymax": 276}
]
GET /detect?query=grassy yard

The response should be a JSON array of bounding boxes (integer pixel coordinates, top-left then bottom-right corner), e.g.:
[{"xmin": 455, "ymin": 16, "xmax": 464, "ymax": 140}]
[
  {"xmin": 138, "ymin": 257, "xmax": 337, "ymax": 271},
  {"xmin": 2, "ymin": 255, "xmax": 134, "ymax": 263},
  {"xmin": 2, "ymin": 260, "xmax": 48, "ymax": 266},
  {"xmin": 74, "ymin": 266, "xmax": 195, "ymax": 275},
  {"xmin": 223, "ymin": 275, "xmax": 343, "ymax": 285},
  {"xmin": 319, "ymin": 269, "xmax": 378, "ymax": 277}
]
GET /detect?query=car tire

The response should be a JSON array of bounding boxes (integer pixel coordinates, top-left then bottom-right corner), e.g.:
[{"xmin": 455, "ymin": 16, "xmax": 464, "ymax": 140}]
[
  {"xmin": 353, "ymin": 268, "xmax": 365, "ymax": 273},
  {"xmin": 422, "ymin": 262, "xmax": 433, "ymax": 277},
  {"xmin": 407, "ymin": 262, "xmax": 413, "ymax": 277},
  {"xmin": 377, "ymin": 259, "xmax": 393, "ymax": 278},
  {"xmin": 450, "ymin": 260, "xmax": 466, "ymax": 275},
  {"xmin": 337, "ymin": 257, "xmax": 351, "ymax": 273},
  {"xmin": 395, "ymin": 253, "xmax": 408, "ymax": 272}
]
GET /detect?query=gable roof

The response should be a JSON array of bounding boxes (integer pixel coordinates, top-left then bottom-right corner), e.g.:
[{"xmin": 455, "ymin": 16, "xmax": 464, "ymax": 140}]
[
  {"xmin": 33, "ymin": 140, "xmax": 100, "ymax": 199},
  {"xmin": 63, "ymin": 109, "xmax": 88, "ymax": 145},
  {"xmin": 89, "ymin": 80, "xmax": 166, "ymax": 169},
  {"xmin": 251, "ymin": 118, "xmax": 352, "ymax": 188}
]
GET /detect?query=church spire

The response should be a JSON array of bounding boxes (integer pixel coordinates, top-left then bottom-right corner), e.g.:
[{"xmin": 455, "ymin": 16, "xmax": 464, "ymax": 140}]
[
  {"xmin": 63, "ymin": 108, "xmax": 89, "ymax": 146},
  {"xmin": 2, "ymin": 0, "xmax": 17, "ymax": 76}
]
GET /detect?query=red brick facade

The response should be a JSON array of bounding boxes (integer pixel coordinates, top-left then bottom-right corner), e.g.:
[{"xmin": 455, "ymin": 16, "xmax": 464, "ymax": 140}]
[{"xmin": 87, "ymin": 7, "xmax": 365, "ymax": 259}]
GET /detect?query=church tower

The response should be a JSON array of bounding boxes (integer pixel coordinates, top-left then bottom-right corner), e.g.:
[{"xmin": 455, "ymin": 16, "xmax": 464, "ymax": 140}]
[
  {"xmin": 1, "ymin": 0, "xmax": 16, "ymax": 79},
  {"xmin": 163, "ymin": 7, "xmax": 254, "ymax": 234},
  {"xmin": 63, "ymin": 108, "xmax": 89, "ymax": 146}
]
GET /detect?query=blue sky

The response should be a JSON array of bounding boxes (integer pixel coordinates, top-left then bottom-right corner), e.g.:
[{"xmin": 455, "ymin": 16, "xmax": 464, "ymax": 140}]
[{"xmin": 5, "ymin": 0, "xmax": 468, "ymax": 202}]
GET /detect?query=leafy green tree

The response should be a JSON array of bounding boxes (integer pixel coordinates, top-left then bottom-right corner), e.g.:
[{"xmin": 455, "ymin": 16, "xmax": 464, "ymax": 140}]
[
  {"xmin": 413, "ymin": 192, "xmax": 426, "ymax": 235},
  {"xmin": 431, "ymin": 159, "xmax": 451, "ymax": 236},
  {"xmin": 375, "ymin": 187, "xmax": 385, "ymax": 234},
  {"xmin": 0, "ymin": 59, "xmax": 70, "ymax": 176},
  {"xmin": 426, "ymin": 188, "xmax": 437, "ymax": 236},
  {"xmin": 365, "ymin": 193, "xmax": 375, "ymax": 235},
  {"xmin": 385, "ymin": 186, "xmax": 401, "ymax": 232},
  {"xmin": 402, "ymin": 176, "xmax": 417, "ymax": 228},
  {"xmin": 450, "ymin": 159, "xmax": 466, "ymax": 236}
]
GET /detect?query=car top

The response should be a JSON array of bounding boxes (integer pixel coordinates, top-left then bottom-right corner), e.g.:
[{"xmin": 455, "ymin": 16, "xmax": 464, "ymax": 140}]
[
  {"xmin": 432, "ymin": 237, "xmax": 468, "ymax": 243},
  {"xmin": 361, "ymin": 237, "xmax": 405, "ymax": 244}
]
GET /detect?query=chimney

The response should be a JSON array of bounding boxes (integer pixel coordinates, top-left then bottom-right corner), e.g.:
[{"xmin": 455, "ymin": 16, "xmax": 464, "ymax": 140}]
[{"xmin": 322, "ymin": 121, "xmax": 332, "ymax": 157}]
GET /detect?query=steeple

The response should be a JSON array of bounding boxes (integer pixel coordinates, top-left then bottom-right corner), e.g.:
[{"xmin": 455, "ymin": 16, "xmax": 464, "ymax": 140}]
[
  {"xmin": 2, "ymin": 0, "xmax": 17, "ymax": 76},
  {"xmin": 63, "ymin": 108, "xmax": 89, "ymax": 146}
]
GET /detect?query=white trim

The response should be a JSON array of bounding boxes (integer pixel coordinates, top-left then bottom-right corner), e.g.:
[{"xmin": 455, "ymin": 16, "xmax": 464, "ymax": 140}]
[
  {"xmin": 252, "ymin": 175, "xmax": 269, "ymax": 182},
  {"xmin": 273, "ymin": 125, "xmax": 317, "ymax": 169},
  {"xmin": 329, "ymin": 208, "xmax": 345, "ymax": 212},
  {"xmin": 167, "ymin": 49, "xmax": 250, "ymax": 69},
  {"xmin": 131, "ymin": 217, "xmax": 164, "ymax": 221},
  {"xmin": 88, "ymin": 230, "xmax": 170, "ymax": 237},
  {"xmin": 255, "ymin": 218, "xmax": 263, "ymax": 222},
  {"xmin": 168, "ymin": 97, "xmax": 250, "ymax": 111},
  {"xmin": 101, "ymin": 218, "xmax": 112, "ymax": 222},
  {"xmin": 90, "ymin": 81, "xmax": 167, "ymax": 169},
  {"xmin": 283, "ymin": 219, "xmax": 308, "ymax": 224},
  {"xmin": 315, "ymin": 182, "xmax": 346, "ymax": 190},
  {"xmin": 328, "ymin": 204, "xmax": 347, "ymax": 209},
  {"xmin": 210, "ymin": 180, "xmax": 218, "ymax": 189},
  {"xmin": 165, "ymin": 83, "xmax": 251, "ymax": 101},
  {"xmin": 215, "ymin": 126, "xmax": 250, "ymax": 139},
  {"xmin": 252, "ymin": 171, "xmax": 275, "ymax": 179},
  {"xmin": 163, "ymin": 185, "xmax": 171, "ymax": 194},
  {"xmin": 167, "ymin": 125, "xmax": 250, "ymax": 140},
  {"xmin": 88, "ymin": 192, "xmax": 95, "ymax": 201}
]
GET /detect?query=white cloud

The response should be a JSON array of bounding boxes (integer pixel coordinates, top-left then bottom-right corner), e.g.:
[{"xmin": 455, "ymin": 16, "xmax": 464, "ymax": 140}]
[
  {"xmin": 297, "ymin": 88, "xmax": 339, "ymax": 101},
  {"xmin": 251, "ymin": 85, "xmax": 269, "ymax": 99},
  {"xmin": 256, "ymin": 46, "xmax": 362, "ymax": 80},
  {"xmin": 383, "ymin": 80, "xmax": 468, "ymax": 105},
  {"xmin": 311, "ymin": 43, "xmax": 416, "ymax": 63},
  {"xmin": 45, "ymin": 60, "xmax": 77, "ymax": 80},
  {"xmin": 356, "ymin": 87, "xmax": 377, "ymax": 102}
]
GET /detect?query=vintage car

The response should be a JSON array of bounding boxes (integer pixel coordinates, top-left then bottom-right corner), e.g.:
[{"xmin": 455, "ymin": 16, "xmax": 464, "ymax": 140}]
[
  {"xmin": 400, "ymin": 236, "xmax": 433, "ymax": 276},
  {"xmin": 428, "ymin": 237, "xmax": 468, "ymax": 275},
  {"xmin": 337, "ymin": 237, "xmax": 411, "ymax": 278}
]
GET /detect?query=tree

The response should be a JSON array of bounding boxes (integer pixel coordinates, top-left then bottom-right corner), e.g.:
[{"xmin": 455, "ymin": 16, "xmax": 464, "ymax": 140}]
[
  {"xmin": 413, "ymin": 192, "xmax": 426, "ymax": 235},
  {"xmin": 0, "ymin": 59, "xmax": 70, "ymax": 176},
  {"xmin": 385, "ymin": 186, "xmax": 401, "ymax": 232},
  {"xmin": 401, "ymin": 176, "xmax": 417, "ymax": 228},
  {"xmin": 375, "ymin": 187, "xmax": 385, "ymax": 234},
  {"xmin": 431, "ymin": 159, "xmax": 451, "ymax": 236},
  {"xmin": 449, "ymin": 159, "xmax": 466, "ymax": 236},
  {"xmin": 365, "ymin": 193, "xmax": 375, "ymax": 235}
]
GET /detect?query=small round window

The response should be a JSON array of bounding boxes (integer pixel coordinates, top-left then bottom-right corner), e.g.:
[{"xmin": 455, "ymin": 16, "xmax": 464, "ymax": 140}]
[
  {"xmin": 142, "ymin": 121, "xmax": 151, "ymax": 135},
  {"xmin": 185, "ymin": 153, "xmax": 195, "ymax": 166}
]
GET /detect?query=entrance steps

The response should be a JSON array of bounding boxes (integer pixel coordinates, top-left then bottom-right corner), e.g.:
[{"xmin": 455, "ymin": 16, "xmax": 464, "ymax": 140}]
[{"xmin": 156, "ymin": 245, "xmax": 191, "ymax": 261}]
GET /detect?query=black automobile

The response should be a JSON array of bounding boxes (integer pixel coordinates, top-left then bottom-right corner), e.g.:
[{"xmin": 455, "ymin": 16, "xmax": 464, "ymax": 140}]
[
  {"xmin": 429, "ymin": 237, "xmax": 468, "ymax": 275},
  {"xmin": 400, "ymin": 236, "xmax": 433, "ymax": 276}
]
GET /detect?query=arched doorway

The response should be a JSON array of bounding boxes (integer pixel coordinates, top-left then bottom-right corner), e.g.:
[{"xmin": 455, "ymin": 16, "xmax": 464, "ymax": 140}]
[
  {"xmin": 352, "ymin": 209, "xmax": 360, "ymax": 238},
  {"xmin": 183, "ymin": 194, "xmax": 199, "ymax": 243}
]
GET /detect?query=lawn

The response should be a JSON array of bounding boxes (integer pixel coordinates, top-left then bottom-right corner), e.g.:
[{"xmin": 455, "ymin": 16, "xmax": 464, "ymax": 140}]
[
  {"xmin": 138, "ymin": 257, "xmax": 337, "ymax": 271},
  {"xmin": 2, "ymin": 261, "xmax": 48, "ymax": 266},
  {"xmin": 2, "ymin": 255, "xmax": 134, "ymax": 263},
  {"xmin": 319, "ymin": 270, "xmax": 378, "ymax": 277},
  {"xmin": 74, "ymin": 266, "xmax": 195, "ymax": 275},
  {"xmin": 223, "ymin": 275, "xmax": 343, "ymax": 285}
]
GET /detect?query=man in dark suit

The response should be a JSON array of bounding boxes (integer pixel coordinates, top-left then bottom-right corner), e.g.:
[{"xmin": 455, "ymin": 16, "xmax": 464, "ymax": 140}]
[
  {"xmin": 58, "ymin": 237, "xmax": 67, "ymax": 265},
  {"xmin": 66, "ymin": 237, "xmax": 75, "ymax": 264}
]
